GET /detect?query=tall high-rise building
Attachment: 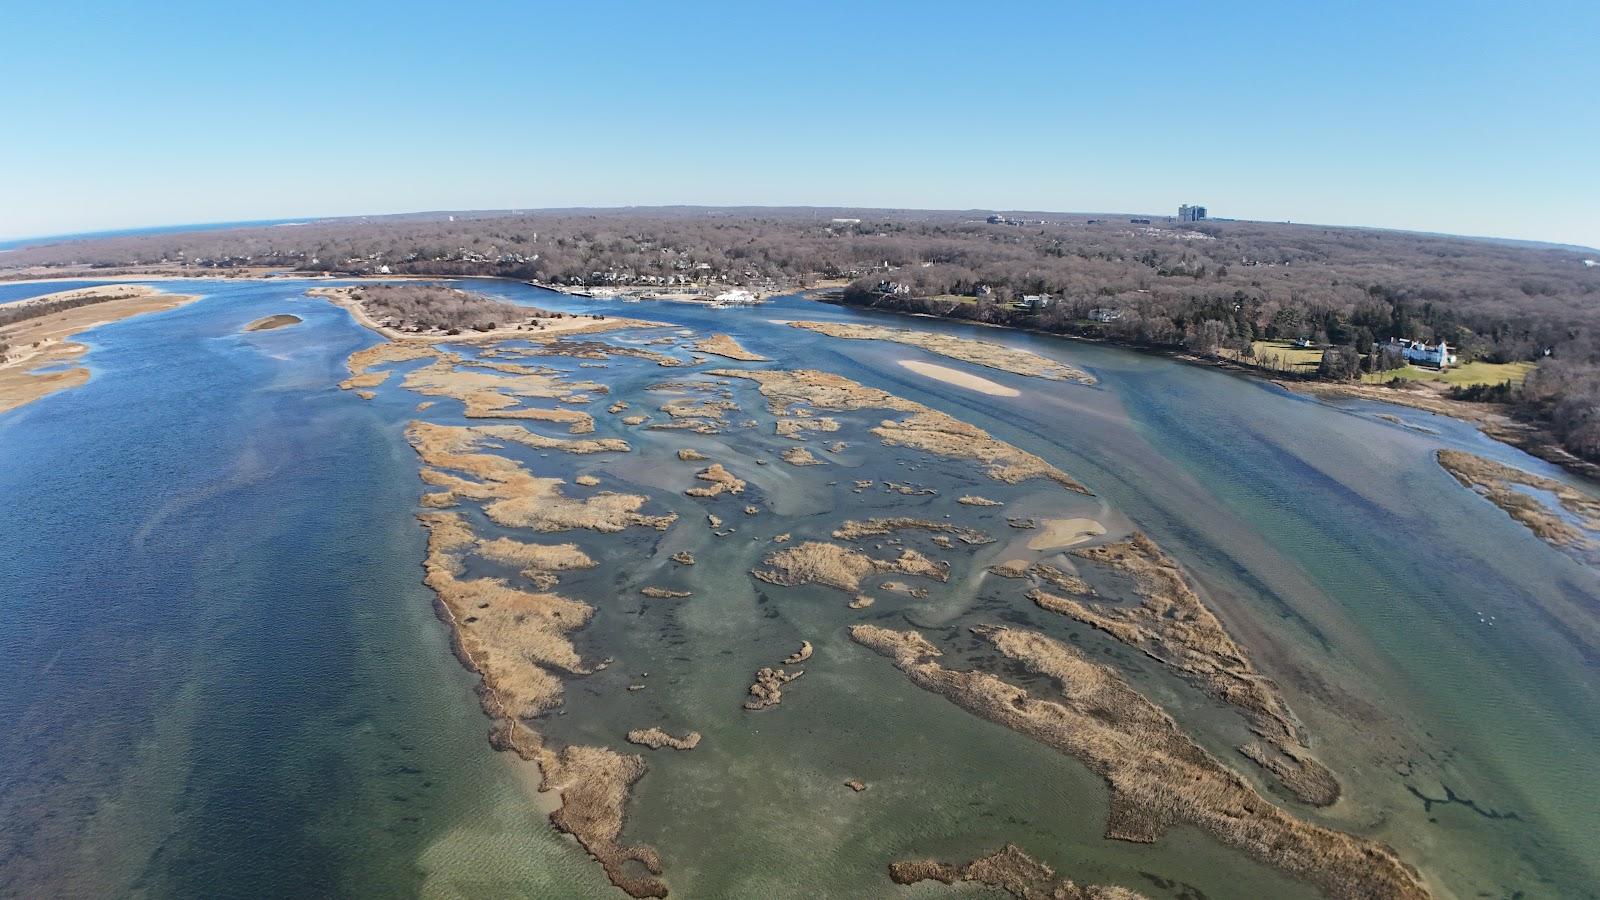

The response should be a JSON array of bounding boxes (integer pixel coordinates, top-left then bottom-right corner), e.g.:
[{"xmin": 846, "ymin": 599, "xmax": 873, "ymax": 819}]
[{"xmin": 1178, "ymin": 204, "xmax": 1207, "ymax": 222}]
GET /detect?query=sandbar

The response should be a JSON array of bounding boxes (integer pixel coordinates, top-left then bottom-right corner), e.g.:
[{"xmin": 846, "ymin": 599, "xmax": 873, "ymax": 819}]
[
  {"xmin": 243, "ymin": 314, "xmax": 301, "ymax": 331},
  {"xmin": 790, "ymin": 320, "xmax": 1095, "ymax": 384},
  {"xmin": 1025, "ymin": 517, "xmax": 1106, "ymax": 550},
  {"xmin": 897, "ymin": 359, "xmax": 1019, "ymax": 397}
]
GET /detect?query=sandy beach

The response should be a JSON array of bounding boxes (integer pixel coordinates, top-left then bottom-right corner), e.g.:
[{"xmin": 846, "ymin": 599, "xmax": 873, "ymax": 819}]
[
  {"xmin": 0, "ymin": 285, "xmax": 197, "ymax": 415},
  {"xmin": 896, "ymin": 359, "xmax": 1020, "ymax": 397}
]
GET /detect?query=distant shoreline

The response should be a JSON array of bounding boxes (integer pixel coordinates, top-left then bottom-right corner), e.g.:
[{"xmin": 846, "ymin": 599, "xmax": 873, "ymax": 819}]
[{"xmin": 6, "ymin": 270, "xmax": 1592, "ymax": 483}]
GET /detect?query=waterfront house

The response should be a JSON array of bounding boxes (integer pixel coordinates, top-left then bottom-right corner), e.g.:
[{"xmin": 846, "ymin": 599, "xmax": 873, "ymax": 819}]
[{"xmin": 1385, "ymin": 337, "xmax": 1457, "ymax": 368}]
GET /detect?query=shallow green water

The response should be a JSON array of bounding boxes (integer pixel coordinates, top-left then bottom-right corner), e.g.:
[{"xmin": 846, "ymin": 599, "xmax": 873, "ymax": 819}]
[{"xmin": 1, "ymin": 279, "xmax": 1594, "ymax": 899}]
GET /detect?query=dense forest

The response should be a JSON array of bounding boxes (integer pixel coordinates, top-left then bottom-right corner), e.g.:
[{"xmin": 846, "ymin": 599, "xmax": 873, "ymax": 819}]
[{"xmin": 5, "ymin": 207, "xmax": 1598, "ymax": 456}]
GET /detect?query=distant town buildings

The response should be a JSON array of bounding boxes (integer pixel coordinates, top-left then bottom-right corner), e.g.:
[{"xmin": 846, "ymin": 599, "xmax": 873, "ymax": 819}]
[
  {"xmin": 1178, "ymin": 204, "xmax": 1208, "ymax": 222},
  {"xmin": 986, "ymin": 213, "xmax": 1024, "ymax": 226},
  {"xmin": 1129, "ymin": 218, "xmax": 1151, "ymax": 225}
]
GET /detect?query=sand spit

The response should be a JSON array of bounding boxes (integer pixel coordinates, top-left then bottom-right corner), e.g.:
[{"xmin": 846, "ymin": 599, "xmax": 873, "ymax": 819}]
[
  {"xmin": 0, "ymin": 285, "xmax": 198, "ymax": 415},
  {"xmin": 832, "ymin": 517, "xmax": 994, "ymax": 545},
  {"xmin": 784, "ymin": 641, "xmax": 814, "ymax": 664},
  {"xmin": 1026, "ymin": 517, "xmax": 1107, "ymax": 551},
  {"xmin": 744, "ymin": 666, "xmax": 803, "ymax": 710},
  {"xmin": 626, "ymin": 728, "xmax": 702, "ymax": 751},
  {"xmin": 408, "ymin": 422, "xmax": 675, "ymax": 533},
  {"xmin": 789, "ymin": 321, "xmax": 1096, "ymax": 384},
  {"xmin": 640, "ymin": 587, "xmax": 692, "ymax": 599},
  {"xmin": 753, "ymin": 541, "xmax": 949, "ymax": 593},
  {"xmin": 1437, "ymin": 449, "xmax": 1600, "ymax": 548},
  {"xmin": 780, "ymin": 446, "xmax": 825, "ymax": 466},
  {"xmin": 897, "ymin": 359, "xmax": 1021, "ymax": 397},
  {"xmin": 889, "ymin": 843, "xmax": 1146, "ymax": 900},
  {"xmin": 709, "ymin": 368, "xmax": 1088, "ymax": 491},
  {"xmin": 692, "ymin": 333, "xmax": 767, "ymax": 361},
  {"xmin": 684, "ymin": 463, "xmax": 746, "ymax": 498},
  {"xmin": 677, "ymin": 448, "xmax": 708, "ymax": 461},
  {"xmin": 574, "ymin": 474, "xmax": 601, "ymax": 486},
  {"xmin": 958, "ymin": 495, "xmax": 1005, "ymax": 507},
  {"xmin": 852, "ymin": 625, "xmax": 1427, "ymax": 900},
  {"xmin": 243, "ymin": 313, "xmax": 301, "ymax": 331},
  {"xmin": 1025, "ymin": 533, "xmax": 1338, "ymax": 806}
]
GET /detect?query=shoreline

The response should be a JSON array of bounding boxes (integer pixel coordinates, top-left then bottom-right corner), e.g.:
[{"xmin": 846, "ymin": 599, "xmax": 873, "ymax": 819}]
[
  {"xmin": 305, "ymin": 286, "xmax": 656, "ymax": 343},
  {"xmin": 0, "ymin": 285, "xmax": 199, "ymax": 415},
  {"xmin": 815, "ymin": 296, "xmax": 1600, "ymax": 484},
  {"xmin": 8, "ymin": 270, "xmax": 1591, "ymax": 484}
]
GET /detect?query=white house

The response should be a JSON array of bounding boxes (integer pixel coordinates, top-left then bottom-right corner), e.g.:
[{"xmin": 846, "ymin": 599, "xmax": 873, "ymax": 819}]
[{"xmin": 1387, "ymin": 337, "xmax": 1457, "ymax": 368}]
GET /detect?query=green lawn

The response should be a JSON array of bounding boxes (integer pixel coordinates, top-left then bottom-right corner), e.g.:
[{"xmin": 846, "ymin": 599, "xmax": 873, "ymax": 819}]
[
  {"xmin": 1362, "ymin": 359, "xmax": 1535, "ymax": 386},
  {"xmin": 1222, "ymin": 340, "xmax": 1323, "ymax": 370}
]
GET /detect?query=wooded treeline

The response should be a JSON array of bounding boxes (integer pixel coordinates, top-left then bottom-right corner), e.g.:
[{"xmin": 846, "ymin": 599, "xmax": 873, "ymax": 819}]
[
  {"xmin": 6, "ymin": 208, "xmax": 1598, "ymax": 455},
  {"xmin": 351, "ymin": 284, "xmax": 556, "ymax": 333}
]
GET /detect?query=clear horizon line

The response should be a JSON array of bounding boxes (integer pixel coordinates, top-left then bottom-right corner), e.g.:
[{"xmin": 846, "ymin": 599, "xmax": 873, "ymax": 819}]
[{"xmin": 3, "ymin": 205, "xmax": 1596, "ymax": 255}]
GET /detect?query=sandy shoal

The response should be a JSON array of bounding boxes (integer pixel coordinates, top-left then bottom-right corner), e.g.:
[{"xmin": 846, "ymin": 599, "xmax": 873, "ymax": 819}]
[
  {"xmin": 897, "ymin": 359, "xmax": 1020, "ymax": 397},
  {"xmin": 1026, "ymin": 517, "xmax": 1106, "ymax": 550}
]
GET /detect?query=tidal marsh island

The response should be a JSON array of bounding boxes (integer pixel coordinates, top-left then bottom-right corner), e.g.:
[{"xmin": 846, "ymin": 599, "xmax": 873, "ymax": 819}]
[
  {"xmin": 316, "ymin": 281, "xmax": 1453, "ymax": 899},
  {"xmin": 11, "ymin": 274, "xmax": 1589, "ymax": 900}
]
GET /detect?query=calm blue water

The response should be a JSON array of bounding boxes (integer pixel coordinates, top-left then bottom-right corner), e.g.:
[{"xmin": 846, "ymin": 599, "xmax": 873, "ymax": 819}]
[
  {"xmin": 0, "ymin": 219, "xmax": 309, "ymax": 252},
  {"xmin": 1, "ymin": 279, "xmax": 1595, "ymax": 898},
  {"xmin": 0, "ymin": 281, "xmax": 113, "ymax": 303}
]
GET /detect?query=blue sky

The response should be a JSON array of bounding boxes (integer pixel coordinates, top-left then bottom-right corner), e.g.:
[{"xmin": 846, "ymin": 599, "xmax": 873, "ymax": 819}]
[{"xmin": 2, "ymin": 1, "xmax": 1597, "ymax": 247}]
